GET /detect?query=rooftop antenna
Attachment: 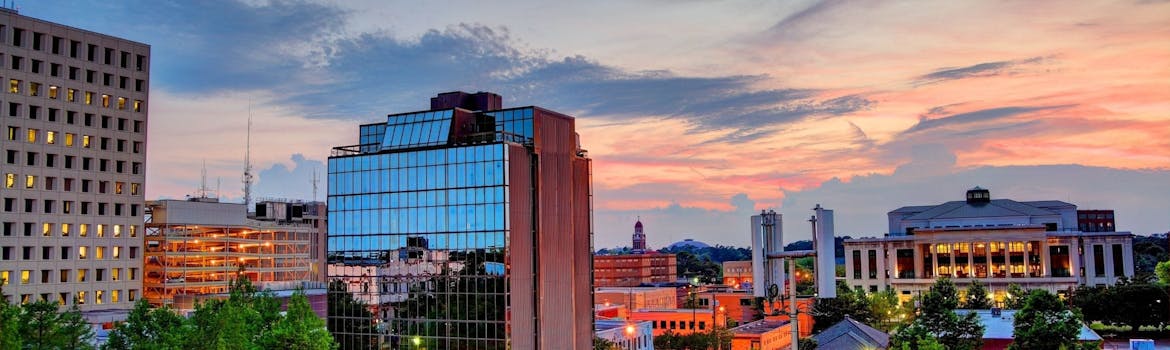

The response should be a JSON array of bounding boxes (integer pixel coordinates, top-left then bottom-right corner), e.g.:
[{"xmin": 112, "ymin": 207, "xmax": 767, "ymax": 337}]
[
  {"xmin": 311, "ymin": 168, "xmax": 319, "ymax": 202},
  {"xmin": 199, "ymin": 160, "xmax": 208, "ymax": 198},
  {"xmin": 243, "ymin": 102, "xmax": 254, "ymax": 208}
]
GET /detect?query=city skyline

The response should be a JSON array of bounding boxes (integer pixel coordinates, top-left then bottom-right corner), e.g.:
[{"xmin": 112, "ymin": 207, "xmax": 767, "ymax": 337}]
[{"xmin": 18, "ymin": 1, "xmax": 1170, "ymax": 248}]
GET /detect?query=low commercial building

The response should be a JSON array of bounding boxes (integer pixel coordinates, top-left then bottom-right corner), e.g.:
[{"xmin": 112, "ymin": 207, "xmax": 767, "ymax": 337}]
[
  {"xmin": 595, "ymin": 319, "xmax": 654, "ymax": 350},
  {"xmin": 844, "ymin": 187, "xmax": 1134, "ymax": 300},
  {"xmin": 595, "ymin": 253, "xmax": 678, "ymax": 287},
  {"xmin": 629, "ymin": 308, "xmax": 727, "ymax": 336},
  {"xmin": 722, "ymin": 260, "xmax": 753, "ymax": 290},
  {"xmin": 596, "ymin": 287, "xmax": 679, "ymax": 310},
  {"xmin": 730, "ymin": 319, "xmax": 792, "ymax": 350}
]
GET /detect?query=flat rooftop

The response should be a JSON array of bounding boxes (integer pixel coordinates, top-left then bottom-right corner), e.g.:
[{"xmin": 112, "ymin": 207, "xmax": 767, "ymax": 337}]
[
  {"xmin": 956, "ymin": 309, "xmax": 1101, "ymax": 341},
  {"xmin": 731, "ymin": 319, "xmax": 789, "ymax": 335}
]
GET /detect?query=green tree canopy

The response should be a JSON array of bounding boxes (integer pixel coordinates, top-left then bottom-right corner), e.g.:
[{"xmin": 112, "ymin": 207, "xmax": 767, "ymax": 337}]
[
  {"xmin": 103, "ymin": 275, "xmax": 335, "ymax": 350},
  {"xmin": 1008, "ymin": 289, "xmax": 1082, "ymax": 350},
  {"xmin": 962, "ymin": 280, "xmax": 993, "ymax": 309},
  {"xmin": 19, "ymin": 300, "xmax": 95, "ymax": 350},
  {"xmin": 0, "ymin": 288, "xmax": 22, "ymax": 350},
  {"xmin": 810, "ymin": 283, "xmax": 875, "ymax": 333},
  {"xmin": 1155, "ymin": 260, "xmax": 1170, "ymax": 285},
  {"xmin": 1004, "ymin": 283, "xmax": 1026, "ymax": 309},
  {"xmin": 891, "ymin": 278, "xmax": 983, "ymax": 350}
]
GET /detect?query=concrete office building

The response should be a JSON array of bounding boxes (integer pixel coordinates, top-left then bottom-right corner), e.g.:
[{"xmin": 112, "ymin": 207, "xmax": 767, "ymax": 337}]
[
  {"xmin": 327, "ymin": 91, "xmax": 593, "ymax": 349},
  {"xmin": 844, "ymin": 187, "xmax": 1134, "ymax": 300},
  {"xmin": 143, "ymin": 198, "xmax": 326, "ymax": 312},
  {"xmin": 0, "ymin": 8, "xmax": 149, "ymax": 323}
]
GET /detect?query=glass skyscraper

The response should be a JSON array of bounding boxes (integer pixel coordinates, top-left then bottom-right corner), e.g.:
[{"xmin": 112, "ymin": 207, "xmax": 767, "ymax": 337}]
[{"xmin": 327, "ymin": 92, "xmax": 593, "ymax": 349}]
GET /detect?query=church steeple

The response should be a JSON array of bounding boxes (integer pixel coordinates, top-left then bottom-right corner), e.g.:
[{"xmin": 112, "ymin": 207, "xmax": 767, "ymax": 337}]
[{"xmin": 632, "ymin": 217, "xmax": 646, "ymax": 253}]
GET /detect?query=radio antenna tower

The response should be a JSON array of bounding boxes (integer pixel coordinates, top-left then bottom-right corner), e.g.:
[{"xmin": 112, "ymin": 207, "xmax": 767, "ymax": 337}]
[
  {"xmin": 243, "ymin": 103, "xmax": 254, "ymax": 208},
  {"xmin": 199, "ymin": 160, "xmax": 208, "ymax": 198},
  {"xmin": 311, "ymin": 168, "xmax": 319, "ymax": 202}
]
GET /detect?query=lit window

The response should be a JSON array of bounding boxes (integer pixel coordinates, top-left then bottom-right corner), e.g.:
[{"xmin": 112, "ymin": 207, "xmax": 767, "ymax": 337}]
[
  {"xmin": 46, "ymin": 131, "xmax": 56, "ymax": 145},
  {"xmin": 130, "ymin": 183, "xmax": 140, "ymax": 195},
  {"xmin": 66, "ymin": 88, "xmax": 75, "ymax": 102},
  {"xmin": 101, "ymin": 94, "xmax": 110, "ymax": 107},
  {"xmin": 25, "ymin": 175, "xmax": 35, "ymax": 189},
  {"xmin": 95, "ymin": 290, "xmax": 104, "ymax": 304},
  {"xmin": 5, "ymin": 174, "xmax": 13, "ymax": 188},
  {"xmin": 76, "ymin": 291, "xmax": 85, "ymax": 304},
  {"xmin": 112, "ymin": 246, "xmax": 120, "ymax": 259},
  {"xmin": 65, "ymin": 133, "xmax": 74, "ymax": 147},
  {"xmin": 111, "ymin": 290, "xmax": 119, "ymax": 303},
  {"xmin": 115, "ymin": 182, "xmax": 124, "ymax": 194},
  {"xmin": 7, "ymin": 127, "xmax": 17, "ymax": 140},
  {"xmin": 82, "ymin": 135, "xmax": 91, "ymax": 148},
  {"xmin": 116, "ymin": 97, "xmax": 126, "ymax": 110},
  {"xmin": 113, "ymin": 225, "xmax": 122, "ymax": 237},
  {"xmin": 78, "ymin": 247, "xmax": 88, "ymax": 260},
  {"xmin": 111, "ymin": 269, "xmax": 120, "ymax": 281},
  {"xmin": 79, "ymin": 224, "xmax": 88, "ymax": 237},
  {"xmin": 28, "ymin": 82, "xmax": 40, "ymax": 96},
  {"xmin": 128, "ymin": 225, "xmax": 137, "ymax": 237},
  {"xmin": 85, "ymin": 91, "xmax": 93, "ymax": 105},
  {"xmin": 20, "ymin": 270, "xmax": 30, "ymax": 284},
  {"xmin": 133, "ymin": 100, "xmax": 142, "ymax": 112},
  {"xmin": 0, "ymin": 271, "xmax": 8, "ymax": 285},
  {"xmin": 96, "ymin": 225, "xmax": 105, "ymax": 237},
  {"xmin": 42, "ymin": 223, "xmax": 51, "ymax": 236},
  {"xmin": 9, "ymin": 79, "xmax": 20, "ymax": 93},
  {"xmin": 26, "ymin": 129, "xmax": 37, "ymax": 143},
  {"xmin": 61, "ymin": 223, "xmax": 70, "ymax": 236},
  {"xmin": 48, "ymin": 86, "xmax": 58, "ymax": 99},
  {"xmin": 95, "ymin": 247, "xmax": 104, "ymax": 260}
]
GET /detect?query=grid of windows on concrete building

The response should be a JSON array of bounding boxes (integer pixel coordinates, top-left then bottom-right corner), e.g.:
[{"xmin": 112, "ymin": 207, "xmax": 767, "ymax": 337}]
[{"xmin": 1, "ymin": 10, "xmax": 148, "ymax": 313}]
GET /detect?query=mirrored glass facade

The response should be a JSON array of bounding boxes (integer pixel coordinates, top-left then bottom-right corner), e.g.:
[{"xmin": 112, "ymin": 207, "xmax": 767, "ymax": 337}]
[{"xmin": 328, "ymin": 92, "xmax": 593, "ymax": 350}]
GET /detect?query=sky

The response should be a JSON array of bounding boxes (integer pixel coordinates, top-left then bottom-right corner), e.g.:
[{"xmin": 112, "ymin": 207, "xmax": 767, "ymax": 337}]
[{"xmin": 19, "ymin": 0, "xmax": 1170, "ymax": 248}]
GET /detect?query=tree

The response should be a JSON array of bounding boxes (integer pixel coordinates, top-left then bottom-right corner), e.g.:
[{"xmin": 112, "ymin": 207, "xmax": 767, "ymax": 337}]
[
  {"xmin": 1156, "ymin": 260, "xmax": 1170, "ymax": 285},
  {"xmin": 1008, "ymin": 289, "xmax": 1082, "ymax": 350},
  {"xmin": 1004, "ymin": 283, "xmax": 1026, "ymax": 309},
  {"xmin": 102, "ymin": 300, "xmax": 186, "ymax": 350},
  {"xmin": 56, "ymin": 304, "xmax": 96, "ymax": 350},
  {"xmin": 962, "ymin": 280, "xmax": 992, "ymax": 309},
  {"xmin": 810, "ymin": 283, "xmax": 874, "ymax": 333},
  {"xmin": 891, "ymin": 323, "xmax": 945, "ymax": 350},
  {"xmin": 19, "ymin": 300, "xmax": 95, "ymax": 350},
  {"xmin": 890, "ymin": 278, "xmax": 983, "ymax": 350},
  {"xmin": 798, "ymin": 337, "xmax": 818, "ymax": 350},
  {"xmin": 867, "ymin": 289, "xmax": 908, "ymax": 332},
  {"xmin": 593, "ymin": 336, "xmax": 619, "ymax": 350},
  {"xmin": 257, "ymin": 291, "xmax": 337, "ymax": 350},
  {"xmin": 0, "ymin": 287, "xmax": 22, "ymax": 350}
]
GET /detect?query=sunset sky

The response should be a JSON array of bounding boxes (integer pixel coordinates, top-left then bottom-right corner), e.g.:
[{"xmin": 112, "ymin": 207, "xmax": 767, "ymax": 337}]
[{"xmin": 23, "ymin": 0, "xmax": 1170, "ymax": 248}]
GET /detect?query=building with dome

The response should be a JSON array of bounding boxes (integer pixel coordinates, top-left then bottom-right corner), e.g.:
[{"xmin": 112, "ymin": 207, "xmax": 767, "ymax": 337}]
[
  {"xmin": 667, "ymin": 238, "xmax": 712, "ymax": 251},
  {"xmin": 593, "ymin": 220, "xmax": 677, "ymax": 287}
]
